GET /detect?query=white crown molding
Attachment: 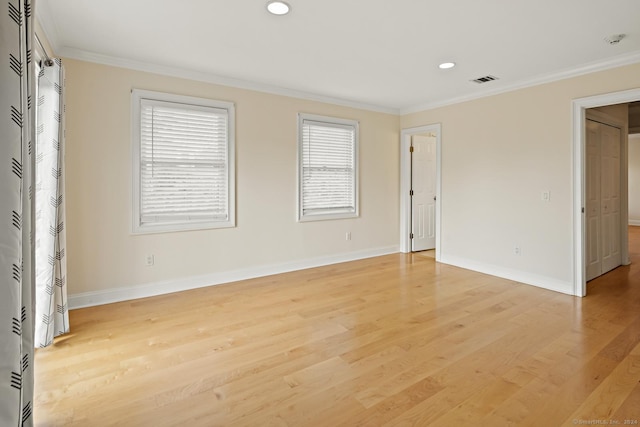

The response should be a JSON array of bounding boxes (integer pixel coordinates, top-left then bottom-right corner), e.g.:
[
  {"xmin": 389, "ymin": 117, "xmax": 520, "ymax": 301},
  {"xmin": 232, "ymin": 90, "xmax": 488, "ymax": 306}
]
[
  {"xmin": 33, "ymin": 13, "xmax": 640, "ymax": 119},
  {"xmin": 400, "ymin": 51, "xmax": 640, "ymax": 115},
  {"xmin": 57, "ymin": 47, "xmax": 400, "ymax": 115},
  {"xmin": 438, "ymin": 253, "xmax": 574, "ymax": 296},
  {"xmin": 68, "ymin": 245, "xmax": 399, "ymax": 309}
]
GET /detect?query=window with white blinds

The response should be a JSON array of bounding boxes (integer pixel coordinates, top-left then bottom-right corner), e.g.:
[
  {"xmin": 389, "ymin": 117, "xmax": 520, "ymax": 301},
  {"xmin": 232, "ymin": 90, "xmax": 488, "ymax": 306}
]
[
  {"xmin": 298, "ymin": 114, "xmax": 359, "ymax": 221},
  {"xmin": 132, "ymin": 90, "xmax": 235, "ymax": 233}
]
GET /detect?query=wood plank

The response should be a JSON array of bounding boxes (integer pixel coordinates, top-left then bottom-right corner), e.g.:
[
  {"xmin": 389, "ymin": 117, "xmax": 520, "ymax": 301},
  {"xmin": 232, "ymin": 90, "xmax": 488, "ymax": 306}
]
[
  {"xmin": 34, "ymin": 227, "xmax": 640, "ymax": 426},
  {"xmin": 562, "ymin": 342, "xmax": 640, "ymax": 425}
]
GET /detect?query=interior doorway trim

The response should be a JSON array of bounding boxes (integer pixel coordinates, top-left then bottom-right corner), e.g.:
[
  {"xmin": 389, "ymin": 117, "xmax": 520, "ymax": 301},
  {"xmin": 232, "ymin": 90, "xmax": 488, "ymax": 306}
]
[
  {"xmin": 572, "ymin": 88, "xmax": 640, "ymax": 296},
  {"xmin": 400, "ymin": 124, "xmax": 442, "ymax": 258}
]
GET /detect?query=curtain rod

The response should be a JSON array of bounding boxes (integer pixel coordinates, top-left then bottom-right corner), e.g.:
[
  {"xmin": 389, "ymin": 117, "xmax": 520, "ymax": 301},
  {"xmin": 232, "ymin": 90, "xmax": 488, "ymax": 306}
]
[{"xmin": 34, "ymin": 34, "xmax": 54, "ymax": 67}]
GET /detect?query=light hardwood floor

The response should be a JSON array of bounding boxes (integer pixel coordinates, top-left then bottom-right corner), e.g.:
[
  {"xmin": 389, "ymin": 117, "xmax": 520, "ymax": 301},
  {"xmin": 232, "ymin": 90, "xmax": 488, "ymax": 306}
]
[{"xmin": 35, "ymin": 229, "xmax": 640, "ymax": 426}]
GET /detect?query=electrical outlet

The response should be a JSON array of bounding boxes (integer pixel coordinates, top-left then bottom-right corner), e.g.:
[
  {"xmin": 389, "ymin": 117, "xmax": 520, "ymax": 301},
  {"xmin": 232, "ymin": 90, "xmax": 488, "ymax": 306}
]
[
  {"xmin": 346, "ymin": 232, "xmax": 351, "ymax": 241},
  {"xmin": 145, "ymin": 254, "xmax": 155, "ymax": 266},
  {"xmin": 542, "ymin": 191, "xmax": 550, "ymax": 202},
  {"xmin": 514, "ymin": 246, "xmax": 521, "ymax": 256}
]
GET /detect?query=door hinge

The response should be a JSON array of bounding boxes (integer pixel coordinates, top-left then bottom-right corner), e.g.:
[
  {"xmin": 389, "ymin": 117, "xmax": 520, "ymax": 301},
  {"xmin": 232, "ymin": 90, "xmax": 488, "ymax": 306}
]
[
  {"xmin": 409, "ymin": 146, "xmax": 414, "ymax": 153},
  {"xmin": 410, "ymin": 233, "xmax": 414, "ymax": 239},
  {"xmin": 410, "ymin": 190, "xmax": 414, "ymax": 196},
  {"xmin": 433, "ymin": 196, "xmax": 436, "ymax": 201},
  {"xmin": 582, "ymin": 207, "xmax": 585, "ymax": 213}
]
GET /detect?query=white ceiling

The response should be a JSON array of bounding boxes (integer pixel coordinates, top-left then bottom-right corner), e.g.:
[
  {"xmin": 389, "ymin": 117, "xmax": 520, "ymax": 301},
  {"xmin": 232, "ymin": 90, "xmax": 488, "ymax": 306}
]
[{"xmin": 37, "ymin": 0, "xmax": 640, "ymax": 114}]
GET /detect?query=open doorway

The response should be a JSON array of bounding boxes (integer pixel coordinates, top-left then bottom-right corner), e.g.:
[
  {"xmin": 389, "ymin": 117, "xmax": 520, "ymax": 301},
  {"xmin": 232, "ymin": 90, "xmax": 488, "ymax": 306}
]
[
  {"xmin": 400, "ymin": 124, "xmax": 441, "ymax": 260},
  {"xmin": 573, "ymin": 91, "xmax": 640, "ymax": 296}
]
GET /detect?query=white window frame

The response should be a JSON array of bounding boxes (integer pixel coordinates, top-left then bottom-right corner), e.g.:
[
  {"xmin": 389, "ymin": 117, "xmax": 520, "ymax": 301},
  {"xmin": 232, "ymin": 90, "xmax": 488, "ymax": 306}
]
[
  {"xmin": 297, "ymin": 113, "xmax": 359, "ymax": 222},
  {"xmin": 131, "ymin": 89, "xmax": 235, "ymax": 234}
]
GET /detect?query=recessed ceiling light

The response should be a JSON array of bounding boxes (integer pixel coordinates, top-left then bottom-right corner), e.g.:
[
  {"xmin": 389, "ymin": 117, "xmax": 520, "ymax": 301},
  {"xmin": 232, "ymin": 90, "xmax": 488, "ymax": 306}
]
[
  {"xmin": 439, "ymin": 62, "xmax": 456, "ymax": 70},
  {"xmin": 267, "ymin": 1, "xmax": 290, "ymax": 15}
]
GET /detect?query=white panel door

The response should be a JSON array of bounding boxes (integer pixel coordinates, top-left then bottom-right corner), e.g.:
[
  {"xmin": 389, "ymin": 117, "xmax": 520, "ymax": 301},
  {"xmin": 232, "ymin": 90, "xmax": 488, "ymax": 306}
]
[
  {"xmin": 586, "ymin": 120, "xmax": 601, "ymax": 281},
  {"xmin": 600, "ymin": 123, "xmax": 622, "ymax": 274},
  {"xmin": 411, "ymin": 135, "xmax": 436, "ymax": 252},
  {"xmin": 585, "ymin": 119, "xmax": 622, "ymax": 281}
]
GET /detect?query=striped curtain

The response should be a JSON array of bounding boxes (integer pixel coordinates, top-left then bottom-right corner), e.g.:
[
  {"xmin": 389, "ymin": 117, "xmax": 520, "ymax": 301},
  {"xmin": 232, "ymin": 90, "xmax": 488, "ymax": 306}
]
[
  {"xmin": 0, "ymin": 0, "xmax": 36, "ymax": 426},
  {"xmin": 35, "ymin": 58, "xmax": 68, "ymax": 347}
]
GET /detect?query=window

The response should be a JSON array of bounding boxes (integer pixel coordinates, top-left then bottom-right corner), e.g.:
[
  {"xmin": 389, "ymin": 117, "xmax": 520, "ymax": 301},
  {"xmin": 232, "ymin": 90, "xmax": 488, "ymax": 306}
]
[
  {"xmin": 298, "ymin": 113, "xmax": 359, "ymax": 221},
  {"xmin": 132, "ymin": 89, "xmax": 235, "ymax": 233}
]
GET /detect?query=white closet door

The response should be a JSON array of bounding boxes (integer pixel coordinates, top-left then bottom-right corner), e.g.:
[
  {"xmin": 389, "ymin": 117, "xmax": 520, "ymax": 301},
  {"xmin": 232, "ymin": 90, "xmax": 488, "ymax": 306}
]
[
  {"xmin": 411, "ymin": 135, "xmax": 436, "ymax": 252},
  {"xmin": 586, "ymin": 120, "xmax": 601, "ymax": 281},
  {"xmin": 586, "ymin": 119, "xmax": 622, "ymax": 281},
  {"xmin": 600, "ymin": 123, "xmax": 622, "ymax": 274}
]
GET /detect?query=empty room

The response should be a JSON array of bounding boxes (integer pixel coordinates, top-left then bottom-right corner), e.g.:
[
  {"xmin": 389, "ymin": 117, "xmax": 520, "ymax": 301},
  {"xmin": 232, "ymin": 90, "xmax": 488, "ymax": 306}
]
[{"xmin": 2, "ymin": 1, "xmax": 640, "ymax": 426}]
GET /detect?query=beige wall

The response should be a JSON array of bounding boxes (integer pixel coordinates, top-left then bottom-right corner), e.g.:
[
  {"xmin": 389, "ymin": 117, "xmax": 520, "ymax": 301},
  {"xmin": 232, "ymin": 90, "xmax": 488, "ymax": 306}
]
[
  {"xmin": 591, "ymin": 103, "xmax": 629, "ymax": 122},
  {"xmin": 401, "ymin": 63, "xmax": 640, "ymax": 292},
  {"xmin": 64, "ymin": 59, "xmax": 400, "ymax": 297},
  {"xmin": 65, "ymin": 57, "xmax": 640, "ymax": 301}
]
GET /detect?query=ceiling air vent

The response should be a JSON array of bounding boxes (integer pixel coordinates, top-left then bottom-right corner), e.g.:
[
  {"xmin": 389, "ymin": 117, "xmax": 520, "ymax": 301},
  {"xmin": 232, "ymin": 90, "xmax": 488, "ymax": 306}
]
[{"xmin": 471, "ymin": 75, "xmax": 499, "ymax": 84}]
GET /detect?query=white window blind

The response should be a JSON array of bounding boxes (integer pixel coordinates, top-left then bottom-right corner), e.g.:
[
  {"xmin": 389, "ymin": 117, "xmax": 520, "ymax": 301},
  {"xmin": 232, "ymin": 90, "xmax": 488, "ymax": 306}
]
[
  {"xmin": 132, "ymin": 90, "xmax": 235, "ymax": 233},
  {"xmin": 298, "ymin": 114, "xmax": 358, "ymax": 220}
]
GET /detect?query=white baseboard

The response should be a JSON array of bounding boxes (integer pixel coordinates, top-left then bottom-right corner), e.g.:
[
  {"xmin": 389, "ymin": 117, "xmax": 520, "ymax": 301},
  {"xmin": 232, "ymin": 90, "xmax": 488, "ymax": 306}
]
[
  {"xmin": 438, "ymin": 254, "xmax": 575, "ymax": 296},
  {"xmin": 629, "ymin": 220, "xmax": 640, "ymax": 226},
  {"xmin": 69, "ymin": 245, "xmax": 399, "ymax": 309}
]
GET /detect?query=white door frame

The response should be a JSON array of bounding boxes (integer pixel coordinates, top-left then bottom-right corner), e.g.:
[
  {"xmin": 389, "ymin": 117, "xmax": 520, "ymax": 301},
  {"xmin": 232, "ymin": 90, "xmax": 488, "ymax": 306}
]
[
  {"xmin": 400, "ymin": 124, "xmax": 442, "ymax": 258},
  {"xmin": 572, "ymin": 88, "xmax": 640, "ymax": 296}
]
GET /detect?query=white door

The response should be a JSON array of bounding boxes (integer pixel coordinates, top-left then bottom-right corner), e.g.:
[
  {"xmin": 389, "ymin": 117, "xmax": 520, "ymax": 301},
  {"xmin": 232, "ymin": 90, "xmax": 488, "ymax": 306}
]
[
  {"xmin": 600, "ymin": 122, "xmax": 622, "ymax": 274},
  {"xmin": 586, "ymin": 119, "xmax": 622, "ymax": 281},
  {"xmin": 586, "ymin": 120, "xmax": 601, "ymax": 281},
  {"xmin": 411, "ymin": 134, "xmax": 436, "ymax": 252}
]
